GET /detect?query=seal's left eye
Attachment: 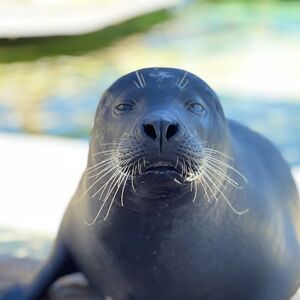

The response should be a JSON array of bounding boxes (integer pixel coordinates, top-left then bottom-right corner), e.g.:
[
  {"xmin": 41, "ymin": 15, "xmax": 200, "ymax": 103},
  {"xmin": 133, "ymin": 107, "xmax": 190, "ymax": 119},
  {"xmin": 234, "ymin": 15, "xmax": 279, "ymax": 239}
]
[
  {"xmin": 187, "ymin": 102, "xmax": 205, "ymax": 114},
  {"xmin": 114, "ymin": 103, "xmax": 135, "ymax": 114}
]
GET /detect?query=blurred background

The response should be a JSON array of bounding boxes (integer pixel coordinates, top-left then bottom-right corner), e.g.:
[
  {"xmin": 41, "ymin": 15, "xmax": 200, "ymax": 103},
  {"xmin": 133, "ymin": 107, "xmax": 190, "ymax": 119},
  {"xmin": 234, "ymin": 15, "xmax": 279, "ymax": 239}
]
[{"xmin": 0, "ymin": 0, "xmax": 299, "ymax": 279}]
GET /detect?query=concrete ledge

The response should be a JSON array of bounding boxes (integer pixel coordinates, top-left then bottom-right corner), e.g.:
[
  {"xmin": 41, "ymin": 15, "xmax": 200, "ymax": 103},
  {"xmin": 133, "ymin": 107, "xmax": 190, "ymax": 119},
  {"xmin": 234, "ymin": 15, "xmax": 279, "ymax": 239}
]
[{"xmin": 0, "ymin": 133, "xmax": 88, "ymax": 235}]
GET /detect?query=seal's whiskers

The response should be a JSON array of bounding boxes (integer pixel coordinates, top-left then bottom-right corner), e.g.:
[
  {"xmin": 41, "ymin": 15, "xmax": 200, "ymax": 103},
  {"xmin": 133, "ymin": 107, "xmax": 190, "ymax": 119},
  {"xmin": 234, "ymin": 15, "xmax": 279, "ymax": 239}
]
[
  {"xmin": 199, "ymin": 174, "xmax": 210, "ymax": 203},
  {"xmin": 104, "ymin": 171, "xmax": 130, "ymax": 221},
  {"xmin": 202, "ymin": 170, "xmax": 248, "ymax": 215},
  {"xmin": 201, "ymin": 172, "xmax": 214, "ymax": 204},
  {"xmin": 85, "ymin": 135, "xmax": 249, "ymax": 224},
  {"xmin": 203, "ymin": 156, "xmax": 248, "ymax": 184},
  {"xmin": 180, "ymin": 143, "xmax": 248, "ymax": 214},
  {"xmin": 131, "ymin": 165, "xmax": 137, "ymax": 192},
  {"xmin": 86, "ymin": 155, "xmax": 119, "ymax": 173},
  {"xmin": 88, "ymin": 162, "xmax": 119, "ymax": 179},
  {"xmin": 204, "ymin": 166, "xmax": 229, "ymax": 191},
  {"xmin": 176, "ymin": 71, "xmax": 189, "ymax": 90},
  {"xmin": 92, "ymin": 168, "xmax": 121, "ymax": 199},
  {"xmin": 101, "ymin": 172, "xmax": 125, "ymax": 220},
  {"xmin": 86, "ymin": 167, "xmax": 133, "ymax": 224},
  {"xmin": 202, "ymin": 148, "xmax": 233, "ymax": 160},
  {"xmin": 83, "ymin": 142, "xmax": 140, "ymax": 224},
  {"xmin": 203, "ymin": 162, "xmax": 241, "ymax": 188},
  {"xmin": 92, "ymin": 149, "xmax": 120, "ymax": 156},
  {"xmin": 121, "ymin": 171, "xmax": 130, "ymax": 207},
  {"xmin": 192, "ymin": 181, "xmax": 198, "ymax": 202},
  {"xmin": 134, "ymin": 71, "xmax": 146, "ymax": 88},
  {"xmin": 80, "ymin": 162, "xmax": 118, "ymax": 202}
]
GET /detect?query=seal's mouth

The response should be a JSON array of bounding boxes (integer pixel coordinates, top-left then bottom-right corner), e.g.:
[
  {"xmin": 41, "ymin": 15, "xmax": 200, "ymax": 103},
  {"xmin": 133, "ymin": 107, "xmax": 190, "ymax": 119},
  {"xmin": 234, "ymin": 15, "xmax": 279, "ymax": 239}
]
[
  {"xmin": 142, "ymin": 161, "xmax": 181, "ymax": 175},
  {"xmin": 134, "ymin": 160, "xmax": 188, "ymax": 195}
]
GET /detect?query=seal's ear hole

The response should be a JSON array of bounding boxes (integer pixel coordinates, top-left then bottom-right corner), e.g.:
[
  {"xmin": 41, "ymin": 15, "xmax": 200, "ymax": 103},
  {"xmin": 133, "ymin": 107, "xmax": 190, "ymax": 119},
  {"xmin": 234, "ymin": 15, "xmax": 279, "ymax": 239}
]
[
  {"xmin": 143, "ymin": 124, "xmax": 157, "ymax": 140},
  {"xmin": 166, "ymin": 124, "xmax": 178, "ymax": 140}
]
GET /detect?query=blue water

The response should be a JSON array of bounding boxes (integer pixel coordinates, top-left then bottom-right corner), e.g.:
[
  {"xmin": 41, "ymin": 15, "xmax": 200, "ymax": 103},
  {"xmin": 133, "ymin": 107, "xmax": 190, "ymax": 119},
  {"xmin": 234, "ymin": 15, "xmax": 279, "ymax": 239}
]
[{"xmin": 222, "ymin": 97, "xmax": 300, "ymax": 167}]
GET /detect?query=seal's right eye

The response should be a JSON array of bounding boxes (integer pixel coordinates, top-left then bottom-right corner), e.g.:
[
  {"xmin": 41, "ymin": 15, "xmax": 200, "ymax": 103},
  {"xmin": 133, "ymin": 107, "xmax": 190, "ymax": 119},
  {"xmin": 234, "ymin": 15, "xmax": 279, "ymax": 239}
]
[{"xmin": 114, "ymin": 103, "xmax": 135, "ymax": 115}]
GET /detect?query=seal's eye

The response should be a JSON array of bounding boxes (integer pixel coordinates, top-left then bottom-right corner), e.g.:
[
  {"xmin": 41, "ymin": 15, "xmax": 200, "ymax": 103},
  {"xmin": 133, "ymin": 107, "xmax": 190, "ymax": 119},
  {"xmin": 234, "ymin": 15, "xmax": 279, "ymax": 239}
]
[
  {"xmin": 114, "ymin": 103, "xmax": 135, "ymax": 115},
  {"xmin": 186, "ymin": 101, "xmax": 205, "ymax": 115}
]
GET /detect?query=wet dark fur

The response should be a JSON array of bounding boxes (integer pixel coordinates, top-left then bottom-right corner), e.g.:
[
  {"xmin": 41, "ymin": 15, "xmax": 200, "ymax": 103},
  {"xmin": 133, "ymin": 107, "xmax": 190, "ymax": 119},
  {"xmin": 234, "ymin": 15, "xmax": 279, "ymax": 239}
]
[{"xmin": 1, "ymin": 67, "xmax": 300, "ymax": 300}]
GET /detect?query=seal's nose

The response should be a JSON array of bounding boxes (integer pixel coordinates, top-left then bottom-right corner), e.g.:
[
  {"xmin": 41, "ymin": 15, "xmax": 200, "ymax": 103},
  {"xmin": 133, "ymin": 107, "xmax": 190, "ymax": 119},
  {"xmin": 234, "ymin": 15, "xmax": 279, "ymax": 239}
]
[
  {"xmin": 143, "ymin": 120, "xmax": 180, "ymax": 142},
  {"xmin": 143, "ymin": 123, "xmax": 157, "ymax": 140}
]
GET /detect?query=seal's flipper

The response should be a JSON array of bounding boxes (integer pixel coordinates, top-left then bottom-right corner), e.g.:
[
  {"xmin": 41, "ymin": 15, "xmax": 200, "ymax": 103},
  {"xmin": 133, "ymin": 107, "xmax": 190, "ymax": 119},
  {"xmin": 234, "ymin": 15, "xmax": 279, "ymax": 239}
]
[{"xmin": 0, "ymin": 242, "xmax": 77, "ymax": 300}]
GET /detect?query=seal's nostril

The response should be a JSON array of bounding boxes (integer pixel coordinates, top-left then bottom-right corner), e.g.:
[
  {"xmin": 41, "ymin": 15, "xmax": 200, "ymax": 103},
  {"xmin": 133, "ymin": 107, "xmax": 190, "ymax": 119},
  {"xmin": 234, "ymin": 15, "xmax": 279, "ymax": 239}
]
[
  {"xmin": 166, "ymin": 124, "xmax": 178, "ymax": 140},
  {"xmin": 143, "ymin": 124, "xmax": 157, "ymax": 140}
]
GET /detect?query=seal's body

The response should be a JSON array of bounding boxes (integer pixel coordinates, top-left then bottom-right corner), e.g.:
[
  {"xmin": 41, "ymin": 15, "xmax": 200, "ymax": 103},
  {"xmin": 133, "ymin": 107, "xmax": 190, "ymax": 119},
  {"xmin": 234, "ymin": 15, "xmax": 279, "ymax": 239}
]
[{"xmin": 1, "ymin": 68, "xmax": 300, "ymax": 300}]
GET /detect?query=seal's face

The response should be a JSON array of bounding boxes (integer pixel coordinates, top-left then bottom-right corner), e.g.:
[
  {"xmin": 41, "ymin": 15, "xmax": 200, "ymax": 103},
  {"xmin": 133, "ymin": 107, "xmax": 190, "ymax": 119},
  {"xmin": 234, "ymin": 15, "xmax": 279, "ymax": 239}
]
[{"xmin": 88, "ymin": 67, "xmax": 233, "ymax": 218}]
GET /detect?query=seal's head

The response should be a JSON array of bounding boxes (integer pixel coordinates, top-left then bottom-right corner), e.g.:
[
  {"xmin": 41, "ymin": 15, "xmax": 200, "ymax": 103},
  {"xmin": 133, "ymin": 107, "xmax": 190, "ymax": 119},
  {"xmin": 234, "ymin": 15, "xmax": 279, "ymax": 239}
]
[{"xmin": 86, "ymin": 67, "xmax": 242, "ymax": 220}]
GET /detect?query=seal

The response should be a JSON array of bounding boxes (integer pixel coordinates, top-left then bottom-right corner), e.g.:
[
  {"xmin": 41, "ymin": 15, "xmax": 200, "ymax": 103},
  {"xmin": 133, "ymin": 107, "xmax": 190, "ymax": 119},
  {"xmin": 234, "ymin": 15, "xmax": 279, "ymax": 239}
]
[{"xmin": 1, "ymin": 67, "xmax": 300, "ymax": 300}]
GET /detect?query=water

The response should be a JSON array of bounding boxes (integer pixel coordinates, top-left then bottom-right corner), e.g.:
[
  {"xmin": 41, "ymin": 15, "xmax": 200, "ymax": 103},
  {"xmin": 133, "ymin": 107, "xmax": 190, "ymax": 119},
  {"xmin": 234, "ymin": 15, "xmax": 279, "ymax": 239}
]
[
  {"xmin": 0, "ymin": 3, "xmax": 299, "ymax": 164},
  {"xmin": 223, "ymin": 98, "xmax": 300, "ymax": 166},
  {"xmin": 0, "ymin": 4, "xmax": 299, "ymax": 168}
]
